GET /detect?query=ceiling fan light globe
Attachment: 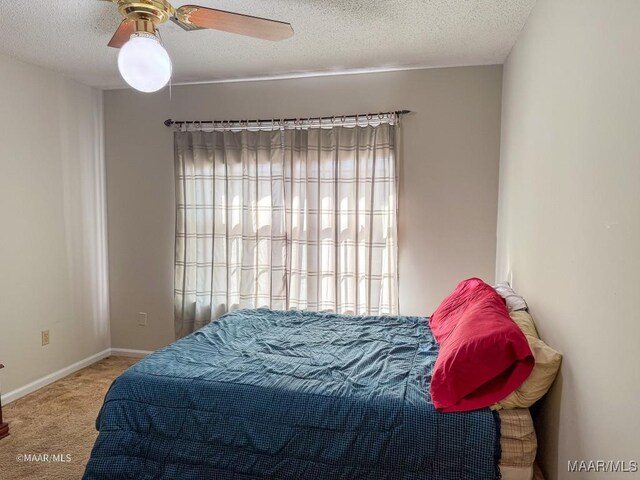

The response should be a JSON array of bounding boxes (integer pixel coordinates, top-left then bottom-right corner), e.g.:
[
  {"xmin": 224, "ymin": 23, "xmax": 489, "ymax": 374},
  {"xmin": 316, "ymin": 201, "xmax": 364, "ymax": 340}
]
[{"xmin": 118, "ymin": 34, "xmax": 172, "ymax": 93}]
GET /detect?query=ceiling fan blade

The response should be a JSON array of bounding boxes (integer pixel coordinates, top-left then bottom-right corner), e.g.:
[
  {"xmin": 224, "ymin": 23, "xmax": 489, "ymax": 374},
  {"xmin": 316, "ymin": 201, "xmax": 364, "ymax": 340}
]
[
  {"xmin": 108, "ymin": 19, "xmax": 135, "ymax": 48},
  {"xmin": 175, "ymin": 5, "xmax": 293, "ymax": 41}
]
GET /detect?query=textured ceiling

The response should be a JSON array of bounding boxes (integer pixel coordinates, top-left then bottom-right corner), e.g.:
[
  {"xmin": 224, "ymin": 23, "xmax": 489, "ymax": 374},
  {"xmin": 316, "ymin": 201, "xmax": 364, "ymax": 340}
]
[{"xmin": 0, "ymin": 0, "xmax": 535, "ymax": 89}]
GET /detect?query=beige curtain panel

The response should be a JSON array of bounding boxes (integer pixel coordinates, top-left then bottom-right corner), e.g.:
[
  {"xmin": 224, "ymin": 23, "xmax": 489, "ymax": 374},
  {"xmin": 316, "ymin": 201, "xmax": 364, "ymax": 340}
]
[{"xmin": 174, "ymin": 120, "xmax": 399, "ymax": 338}]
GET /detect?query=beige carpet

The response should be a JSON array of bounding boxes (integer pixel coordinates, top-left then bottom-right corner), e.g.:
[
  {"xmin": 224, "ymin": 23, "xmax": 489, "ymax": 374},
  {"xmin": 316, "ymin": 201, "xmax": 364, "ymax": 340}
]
[{"xmin": 0, "ymin": 356, "xmax": 138, "ymax": 480}]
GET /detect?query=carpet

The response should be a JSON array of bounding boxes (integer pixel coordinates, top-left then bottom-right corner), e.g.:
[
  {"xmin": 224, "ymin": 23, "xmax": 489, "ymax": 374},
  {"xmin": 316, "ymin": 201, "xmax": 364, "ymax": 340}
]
[{"xmin": 0, "ymin": 356, "xmax": 138, "ymax": 479}]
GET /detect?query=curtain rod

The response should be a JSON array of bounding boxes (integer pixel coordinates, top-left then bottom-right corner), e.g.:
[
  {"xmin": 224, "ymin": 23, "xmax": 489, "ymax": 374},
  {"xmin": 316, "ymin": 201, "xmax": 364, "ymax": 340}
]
[{"xmin": 164, "ymin": 110, "xmax": 412, "ymax": 127}]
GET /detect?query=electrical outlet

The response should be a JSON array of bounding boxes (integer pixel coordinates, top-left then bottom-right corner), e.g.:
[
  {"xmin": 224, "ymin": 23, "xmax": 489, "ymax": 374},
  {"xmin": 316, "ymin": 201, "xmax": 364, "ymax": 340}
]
[
  {"xmin": 138, "ymin": 312, "xmax": 148, "ymax": 326},
  {"xmin": 42, "ymin": 330, "xmax": 50, "ymax": 346}
]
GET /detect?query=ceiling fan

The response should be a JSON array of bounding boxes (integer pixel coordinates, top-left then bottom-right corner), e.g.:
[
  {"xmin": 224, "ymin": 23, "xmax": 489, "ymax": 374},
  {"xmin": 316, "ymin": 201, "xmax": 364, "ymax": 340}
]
[{"xmin": 101, "ymin": 0, "xmax": 294, "ymax": 92}]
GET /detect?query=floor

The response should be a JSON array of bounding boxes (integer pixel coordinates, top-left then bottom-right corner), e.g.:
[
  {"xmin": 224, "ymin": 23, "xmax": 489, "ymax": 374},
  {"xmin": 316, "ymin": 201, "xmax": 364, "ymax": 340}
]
[{"xmin": 0, "ymin": 356, "xmax": 138, "ymax": 480}]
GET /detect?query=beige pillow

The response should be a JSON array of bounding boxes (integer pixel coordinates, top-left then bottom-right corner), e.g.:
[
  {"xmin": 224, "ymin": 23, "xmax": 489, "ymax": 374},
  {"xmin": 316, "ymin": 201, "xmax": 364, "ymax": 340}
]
[
  {"xmin": 493, "ymin": 311, "xmax": 562, "ymax": 410},
  {"xmin": 510, "ymin": 310, "xmax": 539, "ymax": 338}
]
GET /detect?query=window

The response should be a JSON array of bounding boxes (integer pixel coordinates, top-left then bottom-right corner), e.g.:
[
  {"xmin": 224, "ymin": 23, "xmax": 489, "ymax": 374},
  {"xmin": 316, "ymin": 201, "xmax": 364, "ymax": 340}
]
[{"xmin": 174, "ymin": 120, "xmax": 399, "ymax": 337}]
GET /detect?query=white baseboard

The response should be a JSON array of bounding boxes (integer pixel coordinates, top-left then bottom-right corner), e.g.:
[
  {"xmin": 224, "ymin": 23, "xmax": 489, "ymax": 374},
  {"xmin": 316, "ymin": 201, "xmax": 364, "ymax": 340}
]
[
  {"xmin": 110, "ymin": 348, "xmax": 153, "ymax": 358},
  {"xmin": 1, "ymin": 347, "xmax": 154, "ymax": 405},
  {"xmin": 1, "ymin": 348, "xmax": 111, "ymax": 405}
]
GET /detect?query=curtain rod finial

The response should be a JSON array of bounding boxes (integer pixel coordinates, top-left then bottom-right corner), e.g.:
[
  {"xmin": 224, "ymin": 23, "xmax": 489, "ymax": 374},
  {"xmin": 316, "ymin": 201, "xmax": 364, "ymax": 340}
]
[{"xmin": 164, "ymin": 119, "xmax": 174, "ymax": 127}]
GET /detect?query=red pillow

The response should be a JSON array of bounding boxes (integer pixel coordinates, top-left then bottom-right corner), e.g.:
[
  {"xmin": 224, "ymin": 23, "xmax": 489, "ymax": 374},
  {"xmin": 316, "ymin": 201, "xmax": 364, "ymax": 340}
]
[{"xmin": 429, "ymin": 278, "xmax": 534, "ymax": 412}]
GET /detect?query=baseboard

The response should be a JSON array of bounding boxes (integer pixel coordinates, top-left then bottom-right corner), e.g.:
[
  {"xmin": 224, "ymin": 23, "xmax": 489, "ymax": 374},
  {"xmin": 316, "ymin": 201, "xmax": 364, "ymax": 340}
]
[
  {"xmin": 1, "ymin": 347, "xmax": 154, "ymax": 405},
  {"xmin": 1, "ymin": 348, "xmax": 111, "ymax": 405},
  {"xmin": 110, "ymin": 348, "xmax": 153, "ymax": 358}
]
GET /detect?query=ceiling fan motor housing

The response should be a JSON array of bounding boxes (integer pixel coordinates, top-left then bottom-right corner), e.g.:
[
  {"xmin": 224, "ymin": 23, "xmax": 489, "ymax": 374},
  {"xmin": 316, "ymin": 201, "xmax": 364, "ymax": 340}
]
[{"xmin": 114, "ymin": 0, "xmax": 175, "ymax": 34}]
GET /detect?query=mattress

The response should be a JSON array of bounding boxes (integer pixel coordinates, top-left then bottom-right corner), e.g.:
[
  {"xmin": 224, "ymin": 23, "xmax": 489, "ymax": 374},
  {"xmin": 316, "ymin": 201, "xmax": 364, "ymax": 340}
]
[
  {"xmin": 84, "ymin": 309, "xmax": 502, "ymax": 480},
  {"xmin": 499, "ymin": 408, "xmax": 537, "ymax": 480}
]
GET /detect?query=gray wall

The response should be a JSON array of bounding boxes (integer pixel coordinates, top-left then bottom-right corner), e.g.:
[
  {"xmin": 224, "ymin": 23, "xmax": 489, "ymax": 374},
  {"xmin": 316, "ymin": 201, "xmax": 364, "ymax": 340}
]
[
  {"xmin": 0, "ymin": 53, "xmax": 109, "ymax": 397},
  {"xmin": 497, "ymin": 1, "xmax": 640, "ymax": 478},
  {"xmin": 104, "ymin": 66, "xmax": 503, "ymax": 351}
]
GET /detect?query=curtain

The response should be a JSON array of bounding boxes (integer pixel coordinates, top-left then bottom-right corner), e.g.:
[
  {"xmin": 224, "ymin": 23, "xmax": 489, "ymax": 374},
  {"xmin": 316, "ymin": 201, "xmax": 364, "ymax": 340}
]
[{"xmin": 174, "ymin": 122, "xmax": 398, "ymax": 338}]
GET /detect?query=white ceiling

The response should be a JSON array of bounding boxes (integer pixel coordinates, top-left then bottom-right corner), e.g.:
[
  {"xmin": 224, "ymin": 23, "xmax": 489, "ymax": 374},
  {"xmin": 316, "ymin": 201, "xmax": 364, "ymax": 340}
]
[{"xmin": 0, "ymin": 0, "xmax": 536, "ymax": 89}]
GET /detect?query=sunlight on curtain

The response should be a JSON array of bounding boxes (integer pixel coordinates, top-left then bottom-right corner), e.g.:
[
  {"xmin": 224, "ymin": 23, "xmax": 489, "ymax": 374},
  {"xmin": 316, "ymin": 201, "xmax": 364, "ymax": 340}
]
[
  {"xmin": 174, "ymin": 122, "xmax": 398, "ymax": 338},
  {"xmin": 285, "ymin": 125, "xmax": 398, "ymax": 316}
]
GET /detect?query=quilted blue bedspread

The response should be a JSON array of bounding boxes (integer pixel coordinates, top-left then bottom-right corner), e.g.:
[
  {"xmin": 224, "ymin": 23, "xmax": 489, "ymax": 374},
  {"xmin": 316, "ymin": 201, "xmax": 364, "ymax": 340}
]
[{"xmin": 83, "ymin": 309, "xmax": 501, "ymax": 480}]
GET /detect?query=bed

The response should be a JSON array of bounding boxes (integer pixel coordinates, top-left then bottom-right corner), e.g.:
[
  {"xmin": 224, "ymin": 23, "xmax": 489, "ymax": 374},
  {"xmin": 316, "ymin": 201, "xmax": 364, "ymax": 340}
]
[
  {"xmin": 83, "ymin": 309, "xmax": 534, "ymax": 480},
  {"xmin": 498, "ymin": 409, "xmax": 537, "ymax": 480}
]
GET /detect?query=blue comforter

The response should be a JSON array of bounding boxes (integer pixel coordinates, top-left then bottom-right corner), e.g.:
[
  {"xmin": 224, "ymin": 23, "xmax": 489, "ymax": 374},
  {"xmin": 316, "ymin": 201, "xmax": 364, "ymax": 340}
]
[{"xmin": 84, "ymin": 309, "xmax": 501, "ymax": 479}]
